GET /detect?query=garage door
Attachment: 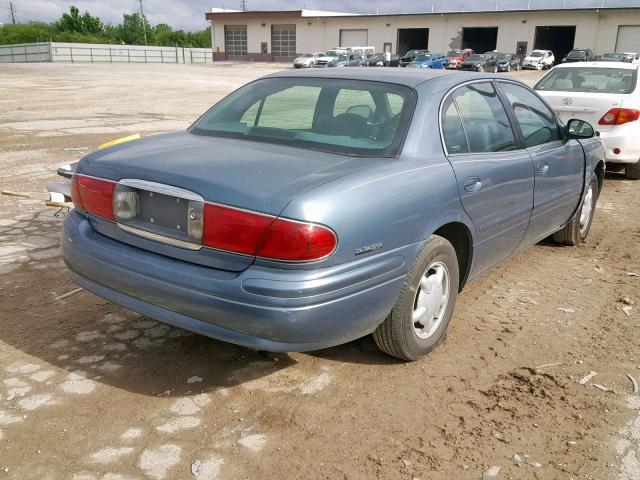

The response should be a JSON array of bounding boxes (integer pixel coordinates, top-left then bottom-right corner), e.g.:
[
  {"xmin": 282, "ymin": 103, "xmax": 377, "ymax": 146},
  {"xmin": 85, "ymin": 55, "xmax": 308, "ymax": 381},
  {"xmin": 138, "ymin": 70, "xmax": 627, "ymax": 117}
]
[
  {"xmin": 340, "ymin": 29, "xmax": 368, "ymax": 47},
  {"xmin": 224, "ymin": 25, "xmax": 247, "ymax": 57},
  {"xmin": 616, "ymin": 26, "xmax": 640, "ymax": 52},
  {"xmin": 272, "ymin": 24, "xmax": 296, "ymax": 59}
]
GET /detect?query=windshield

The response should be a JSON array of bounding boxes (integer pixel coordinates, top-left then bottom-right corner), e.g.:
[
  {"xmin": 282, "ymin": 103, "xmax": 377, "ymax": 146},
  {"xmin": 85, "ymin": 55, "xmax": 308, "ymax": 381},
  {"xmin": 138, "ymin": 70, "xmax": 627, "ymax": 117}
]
[
  {"xmin": 447, "ymin": 51, "xmax": 462, "ymax": 57},
  {"xmin": 467, "ymin": 55, "xmax": 485, "ymax": 61},
  {"xmin": 190, "ymin": 78, "xmax": 416, "ymax": 157},
  {"xmin": 300, "ymin": 54, "xmax": 313, "ymax": 58},
  {"xmin": 325, "ymin": 51, "xmax": 341, "ymax": 57},
  {"xmin": 334, "ymin": 55, "xmax": 348, "ymax": 62},
  {"xmin": 603, "ymin": 53, "xmax": 624, "ymax": 60},
  {"xmin": 496, "ymin": 54, "xmax": 509, "ymax": 61},
  {"xmin": 530, "ymin": 51, "xmax": 544, "ymax": 57},
  {"xmin": 535, "ymin": 67, "xmax": 636, "ymax": 94},
  {"xmin": 405, "ymin": 50, "xmax": 420, "ymax": 57},
  {"xmin": 370, "ymin": 54, "xmax": 384, "ymax": 61},
  {"xmin": 414, "ymin": 54, "xmax": 432, "ymax": 61},
  {"xmin": 567, "ymin": 50, "xmax": 586, "ymax": 59}
]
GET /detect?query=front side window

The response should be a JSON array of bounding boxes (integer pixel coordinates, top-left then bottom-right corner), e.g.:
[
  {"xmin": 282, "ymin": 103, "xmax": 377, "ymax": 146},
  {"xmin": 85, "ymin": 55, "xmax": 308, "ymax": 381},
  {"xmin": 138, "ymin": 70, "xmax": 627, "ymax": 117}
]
[
  {"xmin": 500, "ymin": 82, "xmax": 561, "ymax": 148},
  {"xmin": 448, "ymin": 82, "xmax": 516, "ymax": 153},
  {"xmin": 191, "ymin": 78, "xmax": 416, "ymax": 157},
  {"xmin": 535, "ymin": 67, "xmax": 636, "ymax": 94}
]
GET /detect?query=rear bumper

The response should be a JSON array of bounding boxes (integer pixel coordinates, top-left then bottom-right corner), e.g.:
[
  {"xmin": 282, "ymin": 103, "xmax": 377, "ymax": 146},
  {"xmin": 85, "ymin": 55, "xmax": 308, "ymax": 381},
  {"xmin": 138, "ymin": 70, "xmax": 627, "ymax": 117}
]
[
  {"xmin": 62, "ymin": 211, "xmax": 414, "ymax": 352},
  {"xmin": 598, "ymin": 126, "xmax": 640, "ymax": 164}
]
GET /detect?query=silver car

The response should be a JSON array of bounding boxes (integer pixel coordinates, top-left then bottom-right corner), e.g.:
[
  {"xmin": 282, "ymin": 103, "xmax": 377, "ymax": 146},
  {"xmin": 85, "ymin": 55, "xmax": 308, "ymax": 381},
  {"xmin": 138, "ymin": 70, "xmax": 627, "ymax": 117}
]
[{"xmin": 293, "ymin": 53, "xmax": 324, "ymax": 68}]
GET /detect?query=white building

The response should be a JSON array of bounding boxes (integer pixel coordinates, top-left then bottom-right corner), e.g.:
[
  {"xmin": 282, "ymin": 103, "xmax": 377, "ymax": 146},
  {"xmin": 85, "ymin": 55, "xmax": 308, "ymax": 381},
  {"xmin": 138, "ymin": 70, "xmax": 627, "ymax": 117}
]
[{"xmin": 205, "ymin": 7, "xmax": 640, "ymax": 62}]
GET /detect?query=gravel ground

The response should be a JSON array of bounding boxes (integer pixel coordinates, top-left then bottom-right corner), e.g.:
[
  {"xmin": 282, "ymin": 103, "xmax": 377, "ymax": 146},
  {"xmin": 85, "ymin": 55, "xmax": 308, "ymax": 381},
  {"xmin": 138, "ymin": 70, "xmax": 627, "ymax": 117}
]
[{"xmin": 1, "ymin": 63, "xmax": 639, "ymax": 480}]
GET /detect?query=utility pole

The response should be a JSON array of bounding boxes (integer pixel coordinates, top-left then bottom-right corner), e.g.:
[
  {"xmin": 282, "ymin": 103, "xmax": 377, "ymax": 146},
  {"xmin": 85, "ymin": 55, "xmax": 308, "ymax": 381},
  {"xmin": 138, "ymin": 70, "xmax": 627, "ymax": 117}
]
[
  {"xmin": 240, "ymin": 0, "xmax": 247, "ymax": 12},
  {"xmin": 9, "ymin": 1, "xmax": 16, "ymax": 24},
  {"xmin": 138, "ymin": 0, "xmax": 147, "ymax": 45}
]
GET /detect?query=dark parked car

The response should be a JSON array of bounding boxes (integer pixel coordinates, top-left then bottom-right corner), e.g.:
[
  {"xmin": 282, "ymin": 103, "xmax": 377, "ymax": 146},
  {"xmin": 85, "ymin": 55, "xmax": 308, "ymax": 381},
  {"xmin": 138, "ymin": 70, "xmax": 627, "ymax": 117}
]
[
  {"xmin": 486, "ymin": 53, "xmax": 521, "ymax": 72},
  {"xmin": 458, "ymin": 52, "xmax": 498, "ymax": 72},
  {"xmin": 63, "ymin": 69, "xmax": 605, "ymax": 361},
  {"xmin": 327, "ymin": 53, "xmax": 364, "ymax": 67},
  {"xmin": 367, "ymin": 53, "xmax": 400, "ymax": 67},
  {"xmin": 400, "ymin": 49, "xmax": 428, "ymax": 67},
  {"xmin": 562, "ymin": 49, "xmax": 595, "ymax": 63}
]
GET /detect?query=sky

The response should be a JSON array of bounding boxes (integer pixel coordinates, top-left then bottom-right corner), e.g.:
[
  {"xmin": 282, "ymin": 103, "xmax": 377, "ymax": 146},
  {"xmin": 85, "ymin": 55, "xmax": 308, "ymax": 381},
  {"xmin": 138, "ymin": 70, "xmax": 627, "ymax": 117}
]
[{"xmin": 2, "ymin": 0, "xmax": 639, "ymax": 31}]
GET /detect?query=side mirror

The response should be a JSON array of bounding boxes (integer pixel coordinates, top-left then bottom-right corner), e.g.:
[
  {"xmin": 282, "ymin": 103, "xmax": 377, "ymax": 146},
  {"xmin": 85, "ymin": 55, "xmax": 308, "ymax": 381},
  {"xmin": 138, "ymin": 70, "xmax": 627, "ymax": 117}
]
[{"xmin": 566, "ymin": 119, "xmax": 595, "ymax": 139}]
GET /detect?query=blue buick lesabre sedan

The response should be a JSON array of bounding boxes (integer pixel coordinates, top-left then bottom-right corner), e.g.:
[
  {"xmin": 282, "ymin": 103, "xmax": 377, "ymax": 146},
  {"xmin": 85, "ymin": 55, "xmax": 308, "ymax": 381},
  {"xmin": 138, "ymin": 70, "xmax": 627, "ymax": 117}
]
[{"xmin": 63, "ymin": 69, "xmax": 605, "ymax": 360}]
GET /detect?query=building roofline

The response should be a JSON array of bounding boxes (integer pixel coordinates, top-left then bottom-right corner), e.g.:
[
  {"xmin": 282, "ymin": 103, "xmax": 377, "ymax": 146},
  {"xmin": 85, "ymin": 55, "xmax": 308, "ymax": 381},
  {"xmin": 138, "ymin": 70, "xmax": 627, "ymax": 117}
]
[{"xmin": 206, "ymin": 6, "xmax": 640, "ymax": 22}]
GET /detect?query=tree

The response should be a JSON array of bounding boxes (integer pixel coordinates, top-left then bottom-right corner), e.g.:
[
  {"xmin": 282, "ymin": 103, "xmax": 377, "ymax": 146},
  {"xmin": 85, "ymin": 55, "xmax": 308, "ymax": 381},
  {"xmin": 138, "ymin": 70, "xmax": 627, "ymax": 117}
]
[
  {"xmin": 56, "ymin": 6, "xmax": 103, "ymax": 35},
  {"xmin": 119, "ymin": 12, "xmax": 150, "ymax": 45}
]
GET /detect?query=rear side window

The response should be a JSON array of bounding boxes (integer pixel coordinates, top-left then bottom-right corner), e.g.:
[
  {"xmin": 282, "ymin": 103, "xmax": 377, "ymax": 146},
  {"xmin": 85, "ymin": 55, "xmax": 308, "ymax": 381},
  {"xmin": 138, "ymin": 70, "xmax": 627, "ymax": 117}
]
[
  {"xmin": 535, "ymin": 67, "xmax": 636, "ymax": 94},
  {"xmin": 441, "ymin": 97, "xmax": 469, "ymax": 154},
  {"xmin": 449, "ymin": 82, "xmax": 516, "ymax": 153},
  {"xmin": 499, "ymin": 82, "xmax": 561, "ymax": 148}
]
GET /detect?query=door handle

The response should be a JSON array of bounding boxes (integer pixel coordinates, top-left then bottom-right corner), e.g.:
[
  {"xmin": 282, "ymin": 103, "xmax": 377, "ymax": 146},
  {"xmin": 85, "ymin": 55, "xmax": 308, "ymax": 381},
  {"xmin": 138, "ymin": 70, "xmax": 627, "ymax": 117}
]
[
  {"xmin": 463, "ymin": 177, "xmax": 482, "ymax": 193},
  {"xmin": 537, "ymin": 162, "xmax": 550, "ymax": 175}
]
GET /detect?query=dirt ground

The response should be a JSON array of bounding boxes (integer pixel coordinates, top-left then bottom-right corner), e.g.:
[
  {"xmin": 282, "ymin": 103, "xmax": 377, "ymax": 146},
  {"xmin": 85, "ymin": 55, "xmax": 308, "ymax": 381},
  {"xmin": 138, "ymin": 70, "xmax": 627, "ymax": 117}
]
[{"xmin": 1, "ymin": 63, "xmax": 639, "ymax": 480}]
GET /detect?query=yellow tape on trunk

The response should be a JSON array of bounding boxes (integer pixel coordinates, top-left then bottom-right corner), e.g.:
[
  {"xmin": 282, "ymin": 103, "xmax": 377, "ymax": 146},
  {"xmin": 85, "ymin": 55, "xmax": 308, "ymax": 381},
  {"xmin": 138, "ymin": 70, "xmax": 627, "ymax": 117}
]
[{"xmin": 98, "ymin": 134, "xmax": 141, "ymax": 150}]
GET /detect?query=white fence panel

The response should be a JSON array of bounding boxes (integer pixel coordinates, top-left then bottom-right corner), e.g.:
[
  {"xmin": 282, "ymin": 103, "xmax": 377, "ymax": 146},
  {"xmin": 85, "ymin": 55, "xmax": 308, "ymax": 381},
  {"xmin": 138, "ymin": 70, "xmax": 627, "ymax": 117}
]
[
  {"xmin": 0, "ymin": 42, "xmax": 214, "ymax": 64},
  {"xmin": 0, "ymin": 43, "xmax": 51, "ymax": 63}
]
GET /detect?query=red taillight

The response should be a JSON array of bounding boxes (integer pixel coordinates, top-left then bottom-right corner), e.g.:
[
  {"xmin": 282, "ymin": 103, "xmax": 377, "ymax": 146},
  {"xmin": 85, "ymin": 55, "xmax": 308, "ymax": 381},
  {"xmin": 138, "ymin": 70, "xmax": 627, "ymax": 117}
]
[
  {"xmin": 257, "ymin": 218, "xmax": 337, "ymax": 261},
  {"xmin": 202, "ymin": 203, "xmax": 274, "ymax": 256},
  {"xmin": 598, "ymin": 108, "xmax": 640, "ymax": 126},
  {"xmin": 71, "ymin": 175, "xmax": 115, "ymax": 221},
  {"xmin": 202, "ymin": 203, "xmax": 337, "ymax": 261}
]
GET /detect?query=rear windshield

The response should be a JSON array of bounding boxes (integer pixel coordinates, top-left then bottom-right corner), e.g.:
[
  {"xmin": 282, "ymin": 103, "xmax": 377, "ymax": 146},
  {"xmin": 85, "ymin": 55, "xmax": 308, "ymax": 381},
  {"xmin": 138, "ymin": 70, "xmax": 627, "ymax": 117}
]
[
  {"xmin": 190, "ymin": 78, "xmax": 416, "ymax": 157},
  {"xmin": 530, "ymin": 51, "xmax": 544, "ymax": 57},
  {"xmin": 467, "ymin": 55, "xmax": 484, "ymax": 61},
  {"xmin": 567, "ymin": 50, "xmax": 586, "ymax": 59},
  {"xmin": 603, "ymin": 53, "xmax": 624, "ymax": 61},
  {"xmin": 415, "ymin": 54, "xmax": 432, "ymax": 61},
  {"xmin": 447, "ymin": 51, "xmax": 462, "ymax": 57},
  {"xmin": 535, "ymin": 67, "xmax": 636, "ymax": 94}
]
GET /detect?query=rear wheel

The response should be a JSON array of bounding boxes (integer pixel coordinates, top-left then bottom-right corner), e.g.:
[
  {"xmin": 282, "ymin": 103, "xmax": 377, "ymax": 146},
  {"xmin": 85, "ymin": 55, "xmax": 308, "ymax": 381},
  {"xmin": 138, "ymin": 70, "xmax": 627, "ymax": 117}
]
[
  {"xmin": 478, "ymin": 66, "xmax": 484, "ymax": 72},
  {"xmin": 553, "ymin": 176, "xmax": 598, "ymax": 246},
  {"xmin": 373, "ymin": 235, "xmax": 459, "ymax": 361},
  {"xmin": 626, "ymin": 160, "xmax": 640, "ymax": 180}
]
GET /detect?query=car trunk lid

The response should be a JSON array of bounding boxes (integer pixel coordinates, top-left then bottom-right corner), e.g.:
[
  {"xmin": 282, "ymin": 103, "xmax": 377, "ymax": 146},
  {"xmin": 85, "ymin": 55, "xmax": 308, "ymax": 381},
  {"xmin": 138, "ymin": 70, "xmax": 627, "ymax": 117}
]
[
  {"xmin": 541, "ymin": 91, "xmax": 628, "ymax": 132},
  {"xmin": 77, "ymin": 131, "xmax": 381, "ymax": 271}
]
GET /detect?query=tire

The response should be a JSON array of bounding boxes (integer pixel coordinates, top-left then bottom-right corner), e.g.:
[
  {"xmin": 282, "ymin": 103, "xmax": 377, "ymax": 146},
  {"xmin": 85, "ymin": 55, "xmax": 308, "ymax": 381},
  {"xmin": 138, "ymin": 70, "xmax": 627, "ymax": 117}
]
[
  {"xmin": 478, "ymin": 66, "xmax": 484, "ymax": 72},
  {"xmin": 506, "ymin": 64, "xmax": 511, "ymax": 72},
  {"xmin": 626, "ymin": 160, "xmax": 640, "ymax": 179},
  {"xmin": 373, "ymin": 235, "xmax": 460, "ymax": 361},
  {"xmin": 553, "ymin": 176, "xmax": 599, "ymax": 246}
]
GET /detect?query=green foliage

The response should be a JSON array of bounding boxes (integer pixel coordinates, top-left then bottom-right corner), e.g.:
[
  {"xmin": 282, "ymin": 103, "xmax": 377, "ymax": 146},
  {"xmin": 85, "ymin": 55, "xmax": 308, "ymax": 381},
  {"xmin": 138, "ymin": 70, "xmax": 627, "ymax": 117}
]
[{"xmin": 0, "ymin": 5, "xmax": 211, "ymax": 48}]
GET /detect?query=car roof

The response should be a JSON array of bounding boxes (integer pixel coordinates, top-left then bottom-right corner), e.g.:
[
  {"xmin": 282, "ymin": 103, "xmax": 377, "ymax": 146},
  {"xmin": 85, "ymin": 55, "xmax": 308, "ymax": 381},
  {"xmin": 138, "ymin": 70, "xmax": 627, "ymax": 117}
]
[
  {"xmin": 552, "ymin": 61, "xmax": 639, "ymax": 70},
  {"xmin": 264, "ymin": 67, "xmax": 509, "ymax": 88}
]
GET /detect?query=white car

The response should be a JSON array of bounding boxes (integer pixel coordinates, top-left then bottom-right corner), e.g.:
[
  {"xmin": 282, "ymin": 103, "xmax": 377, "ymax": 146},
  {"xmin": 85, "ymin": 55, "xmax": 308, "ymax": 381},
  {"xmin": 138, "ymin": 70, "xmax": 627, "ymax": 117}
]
[
  {"xmin": 522, "ymin": 50, "xmax": 555, "ymax": 70},
  {"xmin": 292, "ymin": 52, "xmax": 325, "ymax": 68},
  {"xmin": 535, "ymin": 62, "xmax": 640, "ymax": 179}
]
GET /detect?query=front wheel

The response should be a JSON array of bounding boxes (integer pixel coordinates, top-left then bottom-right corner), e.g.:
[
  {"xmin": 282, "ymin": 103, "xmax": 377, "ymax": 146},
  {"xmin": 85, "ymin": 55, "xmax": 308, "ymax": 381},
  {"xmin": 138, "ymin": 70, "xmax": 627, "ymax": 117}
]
[
  {"xmin": 478, "ymin": 66, "xmax": 484, "ymax": 72},
  {"xmin": 373, "ymin": 235, "xmax": 459, "ymax": 361},
  {"xmin": 553, "ymin": 177, "xmax": 598, "ymax": 246}
]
